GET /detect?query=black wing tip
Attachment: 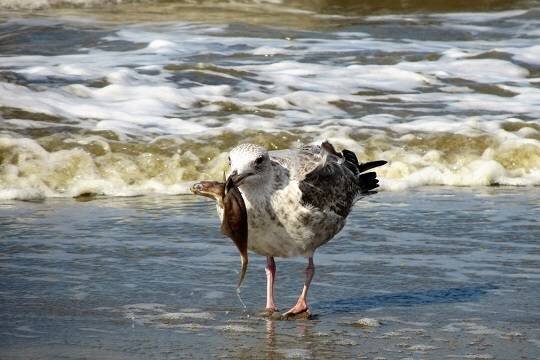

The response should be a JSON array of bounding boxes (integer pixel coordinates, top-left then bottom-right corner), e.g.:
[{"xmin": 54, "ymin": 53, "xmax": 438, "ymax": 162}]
[
  {"xmin": 358, "ymin": 171, "xmax": 382, "ymax": 193},
  {"xmin": 342, "ymin": 149, "xmax": 359, "ymax": 164},
  {"xmin": 357, "ymin": 160, "xmax": 387, "ymax": 174}
]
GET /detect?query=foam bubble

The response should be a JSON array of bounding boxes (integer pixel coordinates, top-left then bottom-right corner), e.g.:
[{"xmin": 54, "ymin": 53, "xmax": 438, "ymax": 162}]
[
  {"xmin": 397, "ymin": 57, "xmax": 529, "ymax": 84},
  {"xmin": 160, "ymin": 312, "xmax": 215, "ymax": 320},
  {"xmin": 504, "ymin": 44, "xmax": 540, "ymax": 66},
  {"xmin": 432, "ymin": 10, "xmax": 528, "ymax": 22}
]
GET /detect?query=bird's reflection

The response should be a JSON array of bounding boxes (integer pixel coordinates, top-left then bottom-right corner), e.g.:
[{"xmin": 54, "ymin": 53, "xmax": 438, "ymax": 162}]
[
  {"xmin": 265, "ymin": 319, "xmax": 276, "ymax": 354},
  {"xmin": 264, "ymin": 318, "xmax": 315, "ymax": 359}
]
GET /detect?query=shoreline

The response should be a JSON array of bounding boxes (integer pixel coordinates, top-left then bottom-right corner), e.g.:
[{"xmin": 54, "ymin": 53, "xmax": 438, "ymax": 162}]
[{"xmin": 1, "ymin": 188, "xmax": 539, "ymax": 359}]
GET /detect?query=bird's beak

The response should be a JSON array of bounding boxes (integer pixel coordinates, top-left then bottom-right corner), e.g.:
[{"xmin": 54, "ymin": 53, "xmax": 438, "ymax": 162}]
[{"xmin": 227, "ymin": 170, "xmax": 253, "ymax": 187}]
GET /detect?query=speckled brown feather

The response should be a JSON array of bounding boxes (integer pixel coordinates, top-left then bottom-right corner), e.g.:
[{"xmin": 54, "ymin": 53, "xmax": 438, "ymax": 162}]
[{"xmin": 295, "ymin": 143, "xmax": 387, "ymax": 217}]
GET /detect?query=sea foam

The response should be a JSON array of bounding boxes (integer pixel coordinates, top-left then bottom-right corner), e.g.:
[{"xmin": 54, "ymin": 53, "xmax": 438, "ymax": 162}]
[{"xmin": 1, "ymin": 11, "xmax": 539, "ymax": 199}]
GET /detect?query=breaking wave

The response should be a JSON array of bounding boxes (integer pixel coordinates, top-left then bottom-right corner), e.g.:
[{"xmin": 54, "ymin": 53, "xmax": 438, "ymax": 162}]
[
  {"xmin": 1, "ymin": 120, "xmax": 539, "ymax": 200},
  {"xmin": 1, "ymin": 8, "xmax": 539, "ymax": 200}
]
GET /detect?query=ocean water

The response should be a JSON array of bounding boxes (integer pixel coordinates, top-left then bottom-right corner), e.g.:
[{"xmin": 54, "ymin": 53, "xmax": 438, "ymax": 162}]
[
  {"xmin": 1, "ymin": 1, "xmax": 539, "ymax": 199},
  {"xmin": 1, "ymin": 1, "xmax": 540, "ymax": 359}
]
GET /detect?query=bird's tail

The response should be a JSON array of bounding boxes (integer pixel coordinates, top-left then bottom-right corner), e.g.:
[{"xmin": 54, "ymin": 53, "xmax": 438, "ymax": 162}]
[
  {"xmin": 341, "ymin": 149, "xmax": 387, "ymax": 194},
  {"xmin": 320, "ymin": 141, "xmax": 387, "ymax": 193}
]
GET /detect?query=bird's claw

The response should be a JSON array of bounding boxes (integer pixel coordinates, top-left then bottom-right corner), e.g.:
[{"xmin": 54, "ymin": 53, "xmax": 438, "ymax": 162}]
[
  {"xmin": 282, "ymin": 308, "xmax": 312, "ymax": 320},
  {"xmin": 259, "ymin": 308, "xmax": 279, "ymax": 318}
]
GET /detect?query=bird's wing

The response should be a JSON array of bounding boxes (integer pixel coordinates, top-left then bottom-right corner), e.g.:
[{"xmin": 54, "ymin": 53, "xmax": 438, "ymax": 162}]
[
  {"xmin": 269, "ymin": 144, "xmax": 329, "ymax": 181},
  {"xmin": 271, "ymin": 142, "xmax": 386, "ymax": 217}
]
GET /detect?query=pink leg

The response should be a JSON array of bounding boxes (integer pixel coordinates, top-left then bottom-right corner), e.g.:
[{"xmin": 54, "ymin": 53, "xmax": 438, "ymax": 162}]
[
  {"xmin": 265, "ymin": 256, "xmax": 277, "ymax": 311},
  {"xmin": 284, "ymin": 257, "xmax": 314, "ymax": 315}
]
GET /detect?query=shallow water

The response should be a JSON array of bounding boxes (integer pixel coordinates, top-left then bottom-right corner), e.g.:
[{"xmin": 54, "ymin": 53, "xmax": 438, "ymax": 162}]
[
  {"xmin": 1, "ymin": 189, "xmax": 539, "ymax": 359},
  {"xmin": 1, "ymin": 2, "xmax": 540, "ymax": 358}
]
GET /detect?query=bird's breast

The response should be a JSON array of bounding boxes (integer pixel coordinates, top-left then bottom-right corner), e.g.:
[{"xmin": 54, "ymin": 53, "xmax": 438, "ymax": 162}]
[{"xmin": 240, "ymin": 182, "xmax": 345, "ymax": 257}]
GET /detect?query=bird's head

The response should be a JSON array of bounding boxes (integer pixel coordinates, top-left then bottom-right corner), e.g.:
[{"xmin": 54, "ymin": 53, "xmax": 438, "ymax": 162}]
[{"xmin": 227, "ymin": 143, "xmax": 271, "ymax": 188}]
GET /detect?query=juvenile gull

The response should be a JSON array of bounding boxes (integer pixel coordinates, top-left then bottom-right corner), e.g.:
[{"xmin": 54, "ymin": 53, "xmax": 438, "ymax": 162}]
[{"xmin": 204, "ymin": 141, "xmax": 385, "ymax": 317}]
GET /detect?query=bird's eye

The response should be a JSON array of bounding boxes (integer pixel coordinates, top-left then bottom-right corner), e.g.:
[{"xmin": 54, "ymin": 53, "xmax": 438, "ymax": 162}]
[
  {"xmin": 228, "ymin": 156, "xmax": 231, "ymax": 165},
  {"xmin": 255, "ymin": 156, "xmax": 264, "ymax": 165}
]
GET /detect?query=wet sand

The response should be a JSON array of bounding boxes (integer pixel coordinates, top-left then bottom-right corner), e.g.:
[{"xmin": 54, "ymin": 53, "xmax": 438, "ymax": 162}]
[{"xmin": 1, "ymin": 188, "xmax": 539, "ymax": 359}]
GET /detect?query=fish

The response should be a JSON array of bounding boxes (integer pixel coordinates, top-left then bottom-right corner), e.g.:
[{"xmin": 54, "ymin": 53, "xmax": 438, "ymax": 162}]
[{"xmin": 190, "ymin": 179, "xmax": 248, "ymax": 288}]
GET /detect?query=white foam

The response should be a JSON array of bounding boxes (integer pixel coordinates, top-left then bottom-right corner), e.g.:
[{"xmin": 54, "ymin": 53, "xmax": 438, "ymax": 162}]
[
  {"xmin": 354, "ymin": 318, "xmax": 381, "ymax": 327},
  {"xmin": 432, "ymin": 10, "xmax": 528, "ymax": 22},
  {"xmin": 240, "ymin": 61, "xmax": 433, "ymax": 94},
  {"xmin": 0, "ymin": 136, "xmax": 196, "ymax": 200},
  {"xmin": 397, "ymin": 57, "xmax": 529, "ymax": 84},
  {"xmin": 1, "ymin": 14, "xmax": 539, "ymax": 199},
  {"xmin": 502, "ymin": 44, "xmax": 540, "ymax": 66},
  {"xmin": 147, "ymin": 39, "xmax": 177, "ymax": 50},
  {"xmin": 0, "ymin": 80, "xmax": 223, "ymax": 137},
  {"xmin": 217, "ymin": 324, "xmax": 255, "ymax": 332},
  {"xmin": 1, "ymin": 16, "xmax": 537, "ymax": 138},
  {"xmin": 0, "ymin": 188, "xmax": 46, "ymax": 201},
  {"xmin": 0, "ymin": 0, "xmax": 50, "ymax": 9},
  {"xmin": 160, "ymin": 312, "xmax": 215, "ymax": 320},
  {"xmin": 407, "ymin": 344, "xmax": 438, "ymax": 352},
  {"xmin": 251, "ymin": 46, "xmax": 289, "ymax": 56}
]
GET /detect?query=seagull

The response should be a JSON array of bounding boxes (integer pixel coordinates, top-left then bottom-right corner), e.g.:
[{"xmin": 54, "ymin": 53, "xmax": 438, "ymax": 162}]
[{"xmin": 194, "ymin": 141, "xmax": 386, "ymax": 317}]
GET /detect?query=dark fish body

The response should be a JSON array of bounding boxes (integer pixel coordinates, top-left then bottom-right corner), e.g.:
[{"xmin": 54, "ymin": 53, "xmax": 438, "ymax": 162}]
[{"xmin": 190, "ymin": 180, "xmax": 248, "ymax": 288}]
